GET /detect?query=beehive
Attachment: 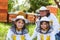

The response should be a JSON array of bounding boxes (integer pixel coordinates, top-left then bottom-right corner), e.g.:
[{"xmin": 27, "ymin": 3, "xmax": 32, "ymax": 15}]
[
  {"xmin": 47, "ymin": 6, "xmax": 58, "ymax": 16},
  {"xmin": 0, "ymin": 0, "xmax": 8, "ymax": 22},
  {"xmin": 26, "ymin": 12, "xmax": 36, "ymax": 23},
  {"xmin": 17, "ymin": 11, "xmax": 26, "ymax": 18},
  {"xmin": 9, "ymin": 14, "xmax": 17, "ymax": 22}
]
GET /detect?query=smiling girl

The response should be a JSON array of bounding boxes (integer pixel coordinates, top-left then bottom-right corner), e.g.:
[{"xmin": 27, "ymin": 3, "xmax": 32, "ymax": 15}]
[
  {"xmin": 31, "ymin": 16, "xmax": 58, "ymax": 40},
  {"xmin": 6, "ymin": 15, "xmax": 31, "ymax": 40}
]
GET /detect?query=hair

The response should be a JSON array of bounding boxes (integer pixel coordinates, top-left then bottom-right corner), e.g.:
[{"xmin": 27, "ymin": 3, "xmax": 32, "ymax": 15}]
[
  {"xmin": 11, "ymin": 19, "xmax": 27, "ymax": 35},
  {"xmin": 40, "ymin": 21, "xmax": 50, "ymax": 30},
  {"xmin": 46, "ymin": 10, "xmax": 50, "ymax": 17}
]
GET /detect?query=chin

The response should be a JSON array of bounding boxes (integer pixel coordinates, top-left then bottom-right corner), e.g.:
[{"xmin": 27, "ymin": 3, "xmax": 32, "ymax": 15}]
[{"xmin": 17, "ymin": 27, "xmax": 22, "ymax": 29}]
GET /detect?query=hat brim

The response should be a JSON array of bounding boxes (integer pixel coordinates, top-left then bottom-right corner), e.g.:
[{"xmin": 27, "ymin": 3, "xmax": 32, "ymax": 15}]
[{"xmin": 12, "ymin": 18, "xmax": 29, "ymax": 23}]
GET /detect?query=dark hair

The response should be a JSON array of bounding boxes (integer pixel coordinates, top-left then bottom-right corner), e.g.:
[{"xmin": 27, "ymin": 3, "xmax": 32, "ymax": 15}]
[
  {"xmin": 11, "ymin": 19, "xmax": 27, "ymax": 35},
  {"xmin": 46, "ymin": 10, "xmax": 50, "ymax": 17},
  {"xmin": 40, "ymin": 21, "xmax": 50, "ymax": 30}
]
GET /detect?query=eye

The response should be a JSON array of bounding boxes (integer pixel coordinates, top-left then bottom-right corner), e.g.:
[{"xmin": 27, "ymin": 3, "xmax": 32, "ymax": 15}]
[
  {"xmin": 22, "ymin": 23, "xmax": 24, "ymax": 24},
  {"xmin": 18, "ymin": 22, "xmax": 21, "ymax": 23}
]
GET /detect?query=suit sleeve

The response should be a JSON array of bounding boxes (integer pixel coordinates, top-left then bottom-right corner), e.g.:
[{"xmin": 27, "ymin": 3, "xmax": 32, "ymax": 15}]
[
  {"xmin": 50, "ymin": 13, "xmax": 60, "ymax": 33},
  {"xmin": 25, "ymin": 33, "xmax": 32, "ymax": 40},
  {"xmin": 6, "ymin": 29, "xmax": 13, "ymax": 40},
  {"xmin": 31, "ymin": 30, "xmax": 37, "ymax": 40}
]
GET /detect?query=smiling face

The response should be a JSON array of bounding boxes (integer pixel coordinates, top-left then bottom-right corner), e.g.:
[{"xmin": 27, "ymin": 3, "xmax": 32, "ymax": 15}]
[
  {"xmin": 39, "ymin": 10, "xmax": 47, "ymax": 17},
  {"xmin": 15, "ymin": 19, "xmax": 25, "ymax": 30},
  {"xmin": 40, "ymin": 21, "xmax": 49, "ymax": 30}
]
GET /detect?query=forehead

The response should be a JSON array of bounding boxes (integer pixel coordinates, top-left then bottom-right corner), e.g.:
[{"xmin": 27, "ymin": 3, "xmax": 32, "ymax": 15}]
[
  {"xmin": 17, "ymin": 19, "xmax": 24, "ymax": 22},
  {"xmin": 41, "ymin": 21, "xmax": 49, "ymax": 24}
]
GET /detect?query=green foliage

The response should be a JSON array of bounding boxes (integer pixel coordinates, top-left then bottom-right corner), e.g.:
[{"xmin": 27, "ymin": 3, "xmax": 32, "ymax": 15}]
[
  {"xmin": 0, "ymin": 23, "xmax": 36, "ymax": 40},
  {"xmin": 28, "ymin": 0, "xmax": 52, "ymax": 12},
  {"xmin": 8, "ymin": 0, "xmax": 14, "ymax": 12},
  {"xmin": 0, "ymin": 23, "xmax": 12, "ymax": 40}
]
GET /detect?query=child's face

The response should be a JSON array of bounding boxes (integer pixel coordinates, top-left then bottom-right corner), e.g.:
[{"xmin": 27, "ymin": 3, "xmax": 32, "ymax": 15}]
[
  {"xmin": 15, "ymin": 20, "xmax": 24, "ymax": 29},
  {"xmin": 40, "ymin": 22, "xmax": 49, "ymax": 30}
]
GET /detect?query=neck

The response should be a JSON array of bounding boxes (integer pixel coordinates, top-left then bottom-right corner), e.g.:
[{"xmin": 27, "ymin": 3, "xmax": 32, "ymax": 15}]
[
  {"xmin": 42, "ymin": 28, "xmax": 49, "ymax": 31},
  {"xmin": 16, "ymin": 28, "xmax": 22, "ymax": 31}
]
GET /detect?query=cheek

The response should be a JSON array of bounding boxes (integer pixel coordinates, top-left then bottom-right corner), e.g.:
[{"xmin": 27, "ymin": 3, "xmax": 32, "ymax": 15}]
[
  {"xmin": 40, "ymin": 13, "xmax": 45, "ymax": 16},
  {"xmin": 41, "ymin": 25, "xmax": 47, "ymax": 28},
  {"xmin": 16, "ymin": 23, "xmax": 20, "ymax": 26},
  {"xmin": 41, "ymin": 25, "xmax": 44, "ymax": 28},
  {"xmin": 44, "ymin": 13, "xmax": 47, "ymax": 15},
  {"xmin": 40, "ymin": 12, "xmax": 47, "ymax": 15},
  {"xmin": 17, "ymin": 23, "xmax": 24, "ymax": 27}
]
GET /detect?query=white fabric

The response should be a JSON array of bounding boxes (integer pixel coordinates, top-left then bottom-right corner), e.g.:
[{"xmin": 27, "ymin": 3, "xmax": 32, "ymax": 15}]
[
  {"xmin": 6, "ymin": 29, "xmax": 31, "ymax": 40},
  {"xmin": 40, "ymin": 16, "xmax": 50, "ymax": 22},
  {"xmin": 14, "ymin": 15, "xmax": 25, "ymax": 21},
  {"xmin": 31, "ymin": 30, "xmax": 56, "ymax": 40},
  {"xmin": 39, "ymin": 6, "xmax": 48, "ymax": 10},
  {"xmin": 31, "ymin": 13, "xmax": 60, "ymax": 40},
  {"xmin": 36, "ymin": 13, "xmax": 60, "ymax": 32}
]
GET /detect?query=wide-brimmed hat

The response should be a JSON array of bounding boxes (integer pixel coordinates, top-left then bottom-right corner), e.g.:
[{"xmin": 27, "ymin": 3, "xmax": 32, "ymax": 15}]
[
  {"xmin": 15, "ymin": 15, "xmax": 25, "ymax": 21},
  {"xmin": 40, "ymin": 16, "xmax": 50, "ymax": 22},
  {"xmin": 39, "ymin": 6, "xmax": 48, "ymax": 11},
  {"xmin": 36, "ymin": 6, "xmax": 49, "ymax": 13}
]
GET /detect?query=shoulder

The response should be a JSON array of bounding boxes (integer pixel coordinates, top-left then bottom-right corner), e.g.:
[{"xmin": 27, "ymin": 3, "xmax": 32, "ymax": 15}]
[
  {"xmin": 8, "ymin": 29, "xmax": 13, "ymax": 33},
  {"xmin": 48, "ymin": 13, "xmax": 57, "ymax": 20},
  {"xmin": 49, "ymin": 13, "xmax": 56, "ymax": 17},
  {"xmin": 7, "ymin": 29, "xmax": 14, "ymax": 36},
  {"xmin": 23, "ymin": 29, "xmax": 28, "ymax": 34}
]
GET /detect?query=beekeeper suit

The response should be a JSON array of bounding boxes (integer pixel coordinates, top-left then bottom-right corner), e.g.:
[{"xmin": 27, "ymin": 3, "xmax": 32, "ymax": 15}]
[
  {"xmin": 6, "ymin": 16, "xmax": 31, "ymax": 40},
  {"xmin": 31, "ymin": 16, "xmax": 58, "ymax": 40},
  {"xmin": 35, "ymin": 6, "xmax": 60, "ymax": 33},
  {"xmin": 6, "ymin": 29, "xmax": 31, "ymax": 40}
]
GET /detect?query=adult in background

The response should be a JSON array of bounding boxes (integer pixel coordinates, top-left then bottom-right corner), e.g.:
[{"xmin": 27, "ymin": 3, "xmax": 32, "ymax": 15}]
[
  {"xmin": 32, "ymin": 6, "xmax": 60, "ymax": 39},
  {"xmin": 35, "ymin": 6, "xmax": 59, "ymax": 31}
]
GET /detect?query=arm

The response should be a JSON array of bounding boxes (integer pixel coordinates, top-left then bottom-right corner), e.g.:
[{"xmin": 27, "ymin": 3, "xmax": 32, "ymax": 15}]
[
  {"xmin": 50, "ymin": 13, "xmax": 60, "ymax": 33},
  {"xmin": 31, "ymin": 30, "xmax": 37, "ymax": 40},
  {"xmin": 50, "ymin": 33, "xmax": 56, "ymax": 40},
  {"xmin": 35, "ymin": 18, "xmax": 40, "ymax": 30},
  {"xmin": 25, "ymin": 33, "xmax": 32, "ymax": 40}
]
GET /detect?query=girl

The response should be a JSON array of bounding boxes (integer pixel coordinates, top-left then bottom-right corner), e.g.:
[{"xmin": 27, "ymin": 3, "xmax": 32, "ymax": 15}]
[
  {"xmin": 31, "ymin": 16, "xmax": 58, "ymax": 40},
  {"xmin": 6, "ymin": 15, "xmax": 31, "ymax": 40},
  {"xmin": 36, "ymin": 6, "xmax": 59, "ymax": 33}
]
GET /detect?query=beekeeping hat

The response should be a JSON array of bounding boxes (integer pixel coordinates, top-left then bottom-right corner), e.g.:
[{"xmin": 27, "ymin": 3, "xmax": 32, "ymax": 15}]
[
  {"xmin": 13, "ymin": 15, "xmax": 26, "ymax": 22},
  {"xmin": 39, "ymin": 6, "xmax": 48, "ymax": 11},
  {"xmin": 40, "ymin": 16, "xmax": 50, "ymax": 22}
]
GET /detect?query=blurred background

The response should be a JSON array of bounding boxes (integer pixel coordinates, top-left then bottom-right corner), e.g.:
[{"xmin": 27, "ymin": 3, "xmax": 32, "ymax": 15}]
[{"xmin": 0, "ymin": 0, "xmax": 60, "ymax": 40}]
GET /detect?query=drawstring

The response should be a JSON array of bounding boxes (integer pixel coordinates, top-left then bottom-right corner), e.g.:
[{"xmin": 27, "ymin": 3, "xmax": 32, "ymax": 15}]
[
  {"xmin": 20, "ymin": 35, "xmax": 25, "ymax": 40},
  {"xmin": 12, "ymin": 35, "xmax": 25, "ymax": 40},
  {"xmin": 40, "ymin": 34, "xmax": 50, "ymax": 40},
  {"xmin": 40, "ymin": 34, "xmax": 44, "ymax": 40},
  {"xmin": 46, "ymin": 35, "xmax": 50, "ymax": 40},
  {"xmin": 12, "ymin": 35, "xmax": 16, "ymax": 40}
]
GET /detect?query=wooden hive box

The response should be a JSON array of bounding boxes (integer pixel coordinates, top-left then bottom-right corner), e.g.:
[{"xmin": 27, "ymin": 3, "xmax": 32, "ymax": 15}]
[
  {"xmin": 0, "ymin": 11, "xmax": 7, "ymax": 22},
  {"xmin": 26, "ymin": 13, "xmax": 36, "ymax": 23},
  {"xmin": 9, "ymin": 14, "xmax": 17, "ymax": 22},
  {"xmin": 9, "ymin": 11, "xmax": 26, "ymax": 22},
  {"xmin": 17, "ymin": 11, "xmax": 26, "ymax": 18},
  {"xmin": 47, "ymin": 6, "xmax": 58, "ymax": 16},
  {"xmin": 0, "ymin": 0, "xmax": 8, "ymax": 22}
]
